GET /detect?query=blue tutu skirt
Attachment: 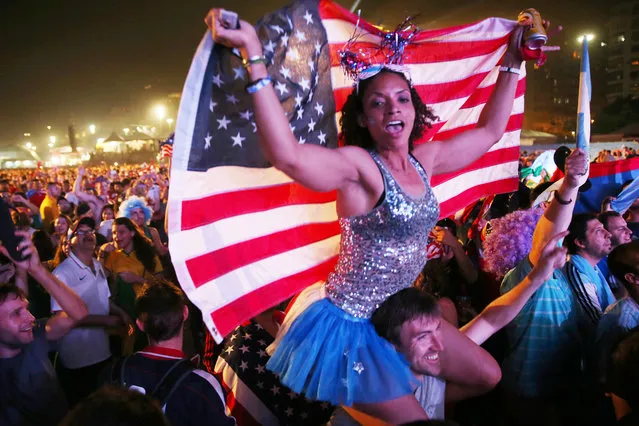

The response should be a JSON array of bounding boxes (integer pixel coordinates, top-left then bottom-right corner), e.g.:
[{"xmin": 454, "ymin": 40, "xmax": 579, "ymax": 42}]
[{"xmin": 266, "ymin": 293, "xmax": 418, "ymax": 406}]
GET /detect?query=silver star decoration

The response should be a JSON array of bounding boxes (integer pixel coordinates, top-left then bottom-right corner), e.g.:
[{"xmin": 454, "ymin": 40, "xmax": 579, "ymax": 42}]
[
  {"xmin": 230, "ymin": 333, "xmax": 238, "ymax": 341},
  {"xmin": 243, "ymin": 332, "xmax": 252, "ymax": 340},
  {"xmin": 298, "ymin": 136, "xmax": 306, "ymax": 144},
  {"xmin": 209, "ymin": 99, "xmax": 217, "ymax": 112},
  {"xmin": 308, "ymin": 59, "xmax": 315, "ymax": 72},
  {"xmin": 285, "ymin": 408, "xmax": 294, "ymax": 417},
  {"xmin": 226, "ymin": 94, "xmax": 239, "ymax": 105},
  {"xmin": 264, "ymin": 40, "xmax": 276, "ymax": 53},
  {"xmin": 257, "ymin": 339, "xmax": 267, "ymax": 346},
  {"xmin": 286, "ymin": 47, "xmax": 298, "ymax": 61},
  {"xmin": 204, "ymin": 132, "xmax": 212, "ymax": 150},
  {"xmin": 232, "ymin": 66, "xmax": 245, "ymax": 80},
  {"xmin": 257, "ymin": 349, "xmax": 267, "ymax": 358},
  {"xmin": 299, "ymin": 77, "xmax": 310, "ymax": 92},
  {"xmin": 294, "ymin": 93, "xmax": 304, "ymax": 108},
  {"xmin": 303, "ymin": 10, "xmax": 313, "ymax": 25},
  {"xmin": 295, "ymin": 30, "xmax": 307, "ymax": 42},
  {"xmin": 212, "ymin": 73, "xmax": 224, "ymax": 88},
  {"xmin": 239, "ymin": 110, "xmax": 253, "ymax": 121},
  {"xmin": 353, "ymin": 361, "xmax": 365, "ymax": 374},
  {"xmin": 257, "ymin": 381, "xmax": 264, "ymax": 389},
  {"xmin": 224, "ymin": 345, "xmax": 234, "ymax": 354},
  {"xmin": 239, "ymin": 360, "xmax": 248, "ymax": 371},
  {"xmin": 231, "ymin": 132, "xmax": 246, "ymax": 148},
  {"xmin": 289, "ymin": 123, "xmax": 296, "ymax": 133},
  {"xmin": 270, "ymin": 24, "xmax": 284, "ymax": 34},
  {"xmin": 239, "ymin": 344, "xmax": 250, "ymax": 353},
  {"xmin": 286, "ymin": 16, "xmax": 293, "ymax": 29},
  {"xmin": 318, "ymin": 130, "xmax": 327, "ymax": 145},
  {"xmin": 280, "ymin": 66, "xmax": 291, "ymax": 79},
  {"xmin": 275, "ymin": 81, "xmax": 289, "ymax": 96},
  {"xmin": 270, "ymin": 385, "xmax": 281, "ymax": 395},
  {"xmin": 251, "ymin": 122, "xmax": 257, "ymax": 133},
  {"xmin": 314, "ymin": 42, "xmax": 322, "ymax": 55},
  {"xmin": 254, "ymin": 324, "xmax": 263, "ymax": 330},
  {"xmin": 296, "ymin": 108, "xmax": 304, "ymax": 120},
  {"xmin": 308, "ymin": 91, "xmax": 314, "ymax": 102},
  {"xmin": 314, "ymin": 102, "xmax": 324, "ymax": 116},
  {"xmin": 281, "ymin": 33, "xmax": 289, "ymax": 47},
  {"xmin": 255, "ymin": 364, "xmax": 266, "ymax": 374},
  {"xmin": 217, "ymin": 116, "xmax": 230, "ymax": 130},
  {"xmin": 307, "ymin": 118, "xmax": 316, "ymax": 133}
]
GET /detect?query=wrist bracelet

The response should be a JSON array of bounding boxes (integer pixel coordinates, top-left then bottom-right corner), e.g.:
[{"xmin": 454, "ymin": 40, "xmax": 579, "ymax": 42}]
[
  {"xmin": 245, "ymin": 76, "xmax": 272, "ymax": 94},
  {"xmin": 553, "ymin": 190, "xmax": 573, "ymax": 205},
  {"xmin": 499, "ymin": 65, "xmax": 521, "ymax": 75},
  {"xmin": 243, "ymin": 55, "xmax": 266, "ymax": 68}
]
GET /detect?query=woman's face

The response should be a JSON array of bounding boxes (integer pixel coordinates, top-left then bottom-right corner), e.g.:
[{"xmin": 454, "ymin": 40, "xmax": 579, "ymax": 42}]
[
  {"xmin": 359, "ymin": 72, "xmax": 415, "ymax": 148},
  {"xmin": 113, "ymin": 224, "xmax": 134, "ymax": 250},
  {"xmin": 102, "ymin": 208, "xmax": 114, "ymax": 221},
  {"xmin": 54, "ymin": 217, "xmax": 69, "ymax": 236}
]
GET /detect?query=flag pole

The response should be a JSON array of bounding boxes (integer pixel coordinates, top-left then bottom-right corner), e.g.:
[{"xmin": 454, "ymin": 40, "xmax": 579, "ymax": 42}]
[
  {"xmin": 576, "ymin": 35, "xmax": 592, "ymax": 157},
  {"xmin": 349, "ymin": 0, "xmax": 362, "ymax": 13}
]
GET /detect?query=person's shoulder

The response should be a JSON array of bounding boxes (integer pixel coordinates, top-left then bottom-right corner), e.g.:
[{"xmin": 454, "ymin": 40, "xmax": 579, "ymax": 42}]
[{"xmin": 186, "ymin": 369, "xmax": 226, "ymax": 404}]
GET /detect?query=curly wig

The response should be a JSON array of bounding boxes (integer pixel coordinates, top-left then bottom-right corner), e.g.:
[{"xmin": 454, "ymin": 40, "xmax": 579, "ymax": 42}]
[
  {"xmin": 339, "ymin": 69, "xmax": 439, "ymax": 151},
  {"xmin": 118, "ymin": 196, "xmax": 152, "ymax": 225},
  {"xmin": 482, "ymin": 206, "xmax": 545, "ymax": 278}
]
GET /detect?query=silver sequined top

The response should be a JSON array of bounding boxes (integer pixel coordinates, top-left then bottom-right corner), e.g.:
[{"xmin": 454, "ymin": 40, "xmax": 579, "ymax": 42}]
[{"xmin": 325, "ymin": 150, "xmax": 440, "ymax": 318}]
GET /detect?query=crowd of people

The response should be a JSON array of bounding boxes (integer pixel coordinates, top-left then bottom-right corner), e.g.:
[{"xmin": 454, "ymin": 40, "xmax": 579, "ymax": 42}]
[{"xmin": 2, "ymin": 8, "xmax": 639, "ymax": 426}]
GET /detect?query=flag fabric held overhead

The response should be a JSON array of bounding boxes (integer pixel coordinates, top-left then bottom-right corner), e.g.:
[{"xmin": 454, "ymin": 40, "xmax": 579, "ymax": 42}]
[
  {"xmin": 160, "ymin": 133, "xmax": 175, "ymax": 158},
  {"xmin": 576, "ymin": 37, "xmax": 591, "ymax": 153},
  {"xmin": 168, "ymin": 0, "xmax": 525, "ymax": 342}
]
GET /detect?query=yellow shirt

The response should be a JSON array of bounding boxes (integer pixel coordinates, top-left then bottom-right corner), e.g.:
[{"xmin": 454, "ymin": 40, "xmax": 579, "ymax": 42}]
[
  {"xmin": 104, "ymin": 249, "xmax": 163, "ymax": 294},
  {"xmin": 39, "ymin": 195, "xmax": 59, "ymax": 231}
]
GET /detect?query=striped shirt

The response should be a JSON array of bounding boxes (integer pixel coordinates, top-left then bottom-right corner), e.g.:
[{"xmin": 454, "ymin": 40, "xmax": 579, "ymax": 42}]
[{"xmin": 596, "ymin": 297, "xmax": 639, "ymax": 383}]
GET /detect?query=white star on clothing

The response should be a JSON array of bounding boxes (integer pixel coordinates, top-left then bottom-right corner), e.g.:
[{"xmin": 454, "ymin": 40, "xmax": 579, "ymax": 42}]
[
  {"xmin": 239, "ymin": 361, "xmax": 248, "ymax": 371},
  {"xmin": 286, "ymin": 16, "xmax": 293, "ymax": 29},
  {"xmin": 314, "ymin": 42, "xmax": 322, "ymax": 55},
  {"xmin": 298, "ymin": 136, "xmax": 306, "ymax": 144},
  {"xmin": 231, "ymin": 132, "xmax": 246, "ymax": 148},
  {"xmin": 275, "ymin": 81, "xmax": 289, "ymax": 96},
  {"xmin": 299, "ymin": 77, "xmax": 310, "ymax": 92},
  {"xmin": 226, "ymin": 94, "xmax": 239, "ymax": 105},
  {"xmin": 257, "ymin": 339, "xmax": 267, "ymax": 346},
  {"xmin": 270, "ymin": 385, "xmax": 281, "ymax": 395},
  {"xmin": 296, "ymin": 108, "xmax": 304, "ymax": 120},
  {"xmin": 224, "ymin": 345, "xmax": 234, "ymax": 354},
  {"xmin": 209, "ymin": 99, "xmax": 217, "ymax": 112},
  {"xmin": 281, "ymin": 33, "xmax": 289, "ymax": 47},
  {"xmin": 255, "ymin": 364, "xmax": 266, "ymax": 374},
  {"xmin": 264, "ymin": 40, "xmax": 276, "ymax": 53},
  {"xmin": 270, "ymin": 24, "xmax": 284, "ymax": 34},
  {"xmin": 320, "ymin": 402, "xmax": 330, "ymax": 410},
  {"xmin": 257, "ymin": 381, "xmax": 264, "ymax": 389},
  {"xmin": 303, "ymin": 10, "xmax": 314, "ymax": 25},
  {"xmin": 307, "ymin": 118, "xmax": 316, "ymax": 133},
  {"xmin": 318, "ymin": 130, "xmax": 327, "ymax": 145},
  {"xmin": 294, "ymin": 93, "xmax": 304, "ymax": 108},
  {"xmin": 204, "ymin": 133, "xmax": 212, "ymax": 149},
  {"xmin": 217, "ymin": 116, "xmax": 230, "ymax": 130},
  {"xmin": 314, "ymin": 102, "xmax": 324, "ymax": 116},
  {"xmin": 286, "ymin": 47, "xmax": 298, "ymax": 61},
  {"xmin": 280, "ymin": 66, "xmax": 291, "ymax": 79},
  {"xmin": 243, "ymin": 332, "xmax": 252, "ymax": 340},
  {"xmin": 254, "ymin": 323, "xmax": 263, "ymax": 330},
  {"xmin": 212, "ymin": 73, "xmax": 224, "ymax": 88},
  {"xmin": 288, "ymin": 390, "xmax": 297, "ymax": 399},
  {"xmin": 257, "ymin": 349, "xmax": 267, "ymax": 358},
  {"xmin": 239, "ymin": 110, "xmax": 253, "ymax": 121},
  {"xmin": 230, "ymin": 333, "xmax": 238, "ymax": 341},
  {"xmin": 285, "ymin": 408, "xmax": 294, "ymax": 417},
  {"xmin": 315, "ymin": 73, "xmax": 319, "ymax": 85},
  {"xmin": 232, "ymin": 66, "xmax": 245, "ymax": 80},
  {"xmin": 295, "ymin": 30, "xmax": 307, "ymax": 42},
  {"xmin": 239, "ymin": 344, "xmax": 250, "ymax": 353},
  {"xmin": 288, "ymin": 123, "xmax": 296, "ymax": 133},
  {"xmin": 301, "ymin": 412, "xmax": 309, "ymax": 419},
  {"xmin": 251, "ymin": 122, "xmax": 257, "ymax": 133},
  {"xmin": 308, "ymin": 58, "xmax": 315, "ymax": 72}
]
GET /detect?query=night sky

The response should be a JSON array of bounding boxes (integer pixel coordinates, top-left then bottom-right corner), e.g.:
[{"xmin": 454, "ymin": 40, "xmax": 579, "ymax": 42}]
[{"xmin": 0, "ymin": 0, "xmax": 609, "ymax": 148}]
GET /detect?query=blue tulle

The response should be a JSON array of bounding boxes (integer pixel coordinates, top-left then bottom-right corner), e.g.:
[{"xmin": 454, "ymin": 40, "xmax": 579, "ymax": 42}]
[{"xmin": 266, "ymin": 298, "xmax": 418, "ymax": 406}]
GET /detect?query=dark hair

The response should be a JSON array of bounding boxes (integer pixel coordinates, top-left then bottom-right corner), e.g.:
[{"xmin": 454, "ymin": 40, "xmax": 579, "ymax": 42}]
[
  {"xmin": 564, "ymin": 213, "xmax": 599, "ymax": 255},
  {"xmin": 76, "ymin": 202, "xmax": 91, "ymax": 217},
  {"xmin": 598, "ymin": 211, "xmax": 622, "ymax": 231},
  {"xmin": 608, "ymin": 328, "xmax": 639, "ymax": 411},
  {"xmin": 0, "ymin": 283, "xmax": 26, "ymax": 305},
  {"xmin": 51, "ymin": 234, "xmax": 69, "ymax": 269},
  {"xmin": 11, "ymin": 211, "xmax": 30, "ymax": 228},
  {"xmin": 32, "ymin": 230, "xmax": 56, "ymax": 262},
  {"xmin": 102, "ymin": 204, "xmax": 115, "ymax": 214},
  {"xmin": 436, "ymin": 218, "xmax": 457, "ymax": 236},
  {"xmin": 371, "ymin": 287, "xmax": 440, "ymax": 347},
  {"xmin": 608, "ymin": 240, "xmax": 639, "ymax": 287},
  {"xmin": 56, "ymin": 214, "xmax": 72, "ymax": 229},
  {"xmin": 59, "ymin": 386, "xmax": 170, "ymax": 426},
  {"xmin": 530, "ymin": 181, "xmax": 554, "ymax": 205},
  {"xmin": 136, "ymin": 279, "xmax": 186, "ymax": 342},
  {"xmin": 339, "ymin": 70, "xmax": 438, "ymax": 151},
  {"xmin": 113, "ymin": 217, "xmax": 157, "ymax": 273}
]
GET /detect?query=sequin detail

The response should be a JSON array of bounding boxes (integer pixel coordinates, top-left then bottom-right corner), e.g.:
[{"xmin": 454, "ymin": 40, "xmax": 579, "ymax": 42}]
[{"xmin": 325, "ymin": 151, "xmax": 440, "ymax": 318}]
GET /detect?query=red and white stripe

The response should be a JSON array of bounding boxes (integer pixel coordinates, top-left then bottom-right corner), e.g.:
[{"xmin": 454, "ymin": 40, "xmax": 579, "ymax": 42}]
[{"xmin": 168, "ymin": 0, "xmax": 524, "ymax": 342}]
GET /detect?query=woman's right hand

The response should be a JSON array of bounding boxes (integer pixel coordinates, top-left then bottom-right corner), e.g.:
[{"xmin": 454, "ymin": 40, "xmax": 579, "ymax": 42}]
[{"xmin": 205, "ymin": 9, "xmax": 262, "ymax": 58}]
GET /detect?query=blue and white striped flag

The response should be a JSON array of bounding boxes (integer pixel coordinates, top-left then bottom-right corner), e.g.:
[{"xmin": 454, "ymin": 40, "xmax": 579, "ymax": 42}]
[{"xmin": 576, "ymin": 37, "xmax": 591, "ymax": 153}]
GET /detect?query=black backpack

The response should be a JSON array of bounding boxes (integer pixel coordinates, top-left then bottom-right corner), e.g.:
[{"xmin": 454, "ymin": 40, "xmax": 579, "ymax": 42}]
[{"xmin": 110, "ymin": 356, "xmax": 195, "ymax": 409}]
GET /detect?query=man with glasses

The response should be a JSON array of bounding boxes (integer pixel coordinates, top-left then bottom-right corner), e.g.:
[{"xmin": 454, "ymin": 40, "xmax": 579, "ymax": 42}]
[{"xmin": 51, "ymin": 217, "xmax": 132, "ymax": 406}]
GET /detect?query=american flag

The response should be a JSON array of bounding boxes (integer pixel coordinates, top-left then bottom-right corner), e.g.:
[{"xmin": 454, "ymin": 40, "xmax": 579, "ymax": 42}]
[
  {"xmin": 211, "ymin": 322, "xmax": 334, "ymax": 425},
  {"xmin": 168, "ymin": 0, "xmax": 525, "ymax": 342},
  {"xmin": 160, "ymin": 133, "xmax": 174, "ymax": 158}
]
